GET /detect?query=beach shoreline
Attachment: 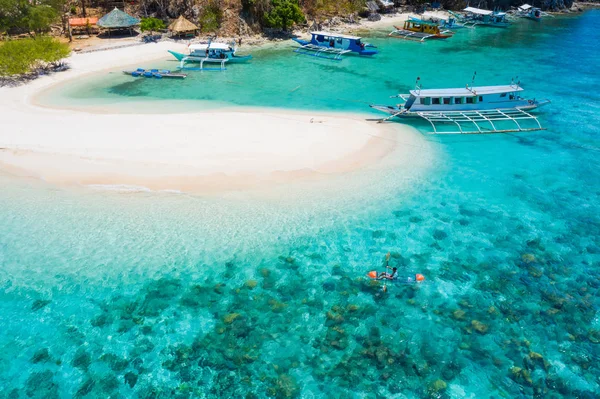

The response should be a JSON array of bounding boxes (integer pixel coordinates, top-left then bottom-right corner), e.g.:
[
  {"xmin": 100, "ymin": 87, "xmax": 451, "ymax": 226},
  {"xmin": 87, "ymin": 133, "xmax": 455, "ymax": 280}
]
[{"xmin": 0, "ymin": 41, "xmax": 431, "ymax": 194}]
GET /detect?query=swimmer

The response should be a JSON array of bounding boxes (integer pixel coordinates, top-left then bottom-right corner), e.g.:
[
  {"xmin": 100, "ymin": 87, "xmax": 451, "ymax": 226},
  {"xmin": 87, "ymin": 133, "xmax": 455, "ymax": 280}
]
[{"xmin": 378, "ymin": 267, "xmax": 397, "ymax": 280}]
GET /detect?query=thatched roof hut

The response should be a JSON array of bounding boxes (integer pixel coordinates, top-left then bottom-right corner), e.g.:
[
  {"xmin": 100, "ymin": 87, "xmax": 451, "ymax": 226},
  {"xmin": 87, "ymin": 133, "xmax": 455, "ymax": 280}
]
[
  {"xmin": 168, "ymin": 16, "xmax": 198, "ymax": 36},
  {"xmin": 98, "ymin": 8, "xmax": 140, "ymax": 29}
]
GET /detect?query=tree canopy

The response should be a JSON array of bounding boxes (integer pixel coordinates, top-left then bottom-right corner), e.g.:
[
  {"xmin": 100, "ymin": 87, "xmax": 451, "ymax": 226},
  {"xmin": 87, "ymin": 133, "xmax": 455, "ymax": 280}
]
[
  {"xmin": 0, "ymin": 0, "xmax": 62, "ymax": 35},
  {"xmin": 0, "ymin": 36, "xmax": 70, "ymax": 76},
  {"xmin": 263, "ymin": 0, "xmax": 304, "ymax": 31},
  {"xmin": 140, "ymin": 17, "xmax": 165, "ymax": 34}
]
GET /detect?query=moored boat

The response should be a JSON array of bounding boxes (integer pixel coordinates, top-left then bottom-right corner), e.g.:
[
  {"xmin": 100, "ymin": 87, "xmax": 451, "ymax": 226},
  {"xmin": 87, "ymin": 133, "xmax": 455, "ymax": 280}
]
[
  {"xmin": 370, "ymin": 77, "xmax": 550, "ymax": 134},
  {"xmin": 292, "ymin": 31, "xmax": 377, "ymax": 60},
  {"xmin": 409, "ymin": 14, "xmax": 466, "ymax": 30},
  {"xmin": 168, "ymin": 41, "xmax": 252, "ymax": 71},
  {"xmin": 516, "ymin": 4, "xmax": 546, "ymax": 21},
  {"xmin": 123, "ymin": 68, "xmax": 187, "ymax": 79},
  {"xmin": 389, "ymin": 20, "xmax": 454, "ymax": 41},
  {"xmin": 455, "ymin": 7, "xmax": 511, "ymax": 28}
]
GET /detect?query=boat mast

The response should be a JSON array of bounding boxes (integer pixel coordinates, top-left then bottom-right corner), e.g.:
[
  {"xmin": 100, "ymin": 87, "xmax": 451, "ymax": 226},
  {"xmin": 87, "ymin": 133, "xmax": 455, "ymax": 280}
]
[{"xmin": 466, "ymin": 71, "xmax": 477, "ymax": 95}]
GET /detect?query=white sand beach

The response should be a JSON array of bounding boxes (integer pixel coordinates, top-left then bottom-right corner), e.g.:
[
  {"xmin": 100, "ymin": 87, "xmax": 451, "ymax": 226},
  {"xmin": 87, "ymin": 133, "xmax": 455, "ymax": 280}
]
[{"xmin": 0, "ymin": 41, "xmax": 429, "ymax": 193}]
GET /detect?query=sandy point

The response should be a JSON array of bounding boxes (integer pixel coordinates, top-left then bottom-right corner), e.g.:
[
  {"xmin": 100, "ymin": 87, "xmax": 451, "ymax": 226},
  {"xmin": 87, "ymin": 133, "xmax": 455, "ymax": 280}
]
[{"xmin": 0, "ymin": 41, "xmax": 431, "ymax": 193}]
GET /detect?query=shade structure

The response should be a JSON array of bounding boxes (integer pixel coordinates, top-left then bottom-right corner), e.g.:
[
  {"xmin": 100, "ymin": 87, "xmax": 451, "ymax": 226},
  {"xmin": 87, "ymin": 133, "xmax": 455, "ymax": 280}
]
[
  {"xmin": 98, "ymin": 8, "xmax": 140, "ymax": 28},
  {"xmin": 69, "ymin": 17, "xmax": 99, "ymax": 27},
  {"xmin": 168, "ymin": 15, "xmax": 199, "ymax": 33}
]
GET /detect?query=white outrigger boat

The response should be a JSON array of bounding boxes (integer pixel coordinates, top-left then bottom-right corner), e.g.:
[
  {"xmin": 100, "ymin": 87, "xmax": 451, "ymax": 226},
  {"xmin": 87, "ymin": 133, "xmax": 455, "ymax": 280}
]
[
  {"xmin": 370, "ymin": 77, "xmax": 550, "ymax": 134},
  {"xmin": 452, "ymin": 7, "xmax": 511, "ymax": 28},
  {"xmin": 515, "ymin": 4, "xmax": 551, "ymax": 21},
  {"xmin": 168, "ymin": 41, "xmax": 252, "ymax": 71}
]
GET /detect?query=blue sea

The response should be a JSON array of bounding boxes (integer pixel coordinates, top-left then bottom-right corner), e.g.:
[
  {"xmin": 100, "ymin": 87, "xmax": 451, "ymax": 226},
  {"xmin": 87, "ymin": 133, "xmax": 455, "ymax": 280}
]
[{"xmin": 2, "ymin": 10, "xmax": 600, "ymax": 398}]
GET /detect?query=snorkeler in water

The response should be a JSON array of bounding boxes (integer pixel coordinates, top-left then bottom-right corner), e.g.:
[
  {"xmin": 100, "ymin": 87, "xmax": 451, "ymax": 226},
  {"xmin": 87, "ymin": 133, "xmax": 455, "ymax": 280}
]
[{"xmin": 378, "ymin": 267, "xmax": 397, "ymax": 280}]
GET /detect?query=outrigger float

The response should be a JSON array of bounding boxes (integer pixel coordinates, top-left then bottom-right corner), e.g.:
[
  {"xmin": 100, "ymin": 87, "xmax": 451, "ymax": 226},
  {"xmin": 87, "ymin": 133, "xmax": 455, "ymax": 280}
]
[
  {"xmin": 292, "ymin": 31, "xmax": 377, "ymax": 61},
  {"xmin": 168, "ymin": 41, "xmax": 252, "ymax": 71},
  {"xmin": 389, "ymin": 20, "xmax": 454, "ymax": 41},
  {"xmin": 123, "ymin": 68, "xmax": 187, "ymax": 79},
  {"xmin": 370, "ymin": 76, "xmax": 550, "ymax": 134}
]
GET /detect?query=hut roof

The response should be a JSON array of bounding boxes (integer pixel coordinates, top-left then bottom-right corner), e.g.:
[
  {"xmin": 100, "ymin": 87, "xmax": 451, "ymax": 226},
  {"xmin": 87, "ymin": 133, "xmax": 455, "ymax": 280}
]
[
  {"xmin": 98, "ymin": 8, "xmax": 140, "ymax": 28},
  {"xmin": 69, "ymin": 17, "xmax": 99, "ymax": 27},
  {"xmin": 168, "ymin": 15, "xmax": 199, "ymax": 33}
]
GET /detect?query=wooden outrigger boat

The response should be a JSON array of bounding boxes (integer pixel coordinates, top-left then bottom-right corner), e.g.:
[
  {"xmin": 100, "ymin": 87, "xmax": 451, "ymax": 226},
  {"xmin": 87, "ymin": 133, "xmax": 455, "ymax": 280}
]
[
  {"xmin": 389, "ymin": 20, "xmax": 454, "ymax": 42},
  {"xmin": 123, "ymin": 68, "xmax": 187, "ymax": 79},
  {"xmin": 453, "ymin": 7, "xmax": 511, "ymax": 28},
  {"xmin": 409, "ymin": 14, "xmax": 466, "ymax": 30},
  {"xmin": 370, "ymin": 77, "xmax": 550, "ymax": 134},
  {"xmin": 292, "ymin": 31, "xmax": 377, "ymax": 61},
  {"xmin": 168, "ymin": 41, "xmax": 252, "ymax": 71},
  {"xmin": 515, "ymin": 4, "xmax": 550, "ymax": 21}
]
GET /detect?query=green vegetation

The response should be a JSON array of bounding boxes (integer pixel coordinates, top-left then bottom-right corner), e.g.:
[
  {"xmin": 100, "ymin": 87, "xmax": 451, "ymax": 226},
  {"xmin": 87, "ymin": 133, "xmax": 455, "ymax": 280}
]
[
  {"xmin": 140, "ymin": 17, "xmax": 165, "ymax": 34},
  {"xmin": 263, "ymin": 0, "xmax": 304, "ymax": 30},
  {"xmin": 199, "ymin": 1, "xmax": 223, "ymax": 33},
  {"xmin": 0, "ymin": 0, "xmax": 63, "ymax": 35},
  {"xmin": 0, "ymin": 36, "xmax": 70, "ymax": 76}
]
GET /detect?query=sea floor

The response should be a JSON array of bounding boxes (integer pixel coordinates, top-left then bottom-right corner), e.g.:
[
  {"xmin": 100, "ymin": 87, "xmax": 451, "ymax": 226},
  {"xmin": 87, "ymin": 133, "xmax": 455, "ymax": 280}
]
[{"xmin": 1, "ymin": 10, "xmax": 600, "ymax": 399}]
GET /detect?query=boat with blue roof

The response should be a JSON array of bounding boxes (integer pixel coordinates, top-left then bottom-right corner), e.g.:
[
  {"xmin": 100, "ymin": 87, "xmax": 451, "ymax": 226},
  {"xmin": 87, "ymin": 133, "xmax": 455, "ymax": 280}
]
[{"xmin": 292, "ymin": 31, "xmax": 377, "ymax": 60}]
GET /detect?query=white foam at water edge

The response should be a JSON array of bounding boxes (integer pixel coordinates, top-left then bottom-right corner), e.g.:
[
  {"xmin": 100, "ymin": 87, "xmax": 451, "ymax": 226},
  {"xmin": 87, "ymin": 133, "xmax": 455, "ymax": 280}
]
[{"xmin": 86, "ymin": 184, "xmax": 153, "ymax": 193}]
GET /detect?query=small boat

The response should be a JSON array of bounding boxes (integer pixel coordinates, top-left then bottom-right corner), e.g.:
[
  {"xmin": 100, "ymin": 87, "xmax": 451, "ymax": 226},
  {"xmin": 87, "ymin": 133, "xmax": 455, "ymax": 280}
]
[
  {"xmin": 370, "ymin": 77, "xmax": 550, "ymax": 134},
  {"xmin": 409, "ymin": 14, "xmax": 466, "ymax": 30},
  {"xmin": 168, "ymin": 41, "xmax": 252, "ymax": 71},
  {"xmin": 123, "ymin": 68, "xmax": 187, "ymax": 79},
  {"xmin": 292, "ymin": 31, "xmax": 377, "ymax": 61},
  {"xmin": 389, "ymin": 20, "xmax": 454, "ymax": 41},
  {"xmin": 455, "ymin": 7, "xmax": 511, "ymax": 28},
  {"xmin": 515, "ymin": 4, "xmax": 548, "ymax": 21}
]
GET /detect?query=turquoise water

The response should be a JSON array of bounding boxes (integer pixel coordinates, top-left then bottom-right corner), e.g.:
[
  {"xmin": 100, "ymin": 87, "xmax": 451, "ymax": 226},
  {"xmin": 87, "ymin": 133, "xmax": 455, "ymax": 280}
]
[{"xmin": 3, "ymin": 11, "xmax": 600, "ymax": 398}]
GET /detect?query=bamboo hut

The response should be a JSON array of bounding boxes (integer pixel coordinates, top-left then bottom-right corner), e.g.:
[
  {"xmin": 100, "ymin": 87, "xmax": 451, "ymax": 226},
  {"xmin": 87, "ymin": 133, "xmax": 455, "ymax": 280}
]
[
  {"xmin": 168, "ymin": 16, "xmax": 199, "ymax": 38},
  {"xmin": 68, "ymin": 17, "xmax": 99, "ymax": 39},
  {"xmin": 98, "ymin": 8, "xmax": 140, "ymax": 36}
]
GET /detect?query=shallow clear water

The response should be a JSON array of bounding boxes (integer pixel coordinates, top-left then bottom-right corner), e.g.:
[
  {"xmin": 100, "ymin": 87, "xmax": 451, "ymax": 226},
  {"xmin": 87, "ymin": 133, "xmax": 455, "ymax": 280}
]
[{"xmin": 3, "ymin": 11, "xmax": 600, "ymax": 398}]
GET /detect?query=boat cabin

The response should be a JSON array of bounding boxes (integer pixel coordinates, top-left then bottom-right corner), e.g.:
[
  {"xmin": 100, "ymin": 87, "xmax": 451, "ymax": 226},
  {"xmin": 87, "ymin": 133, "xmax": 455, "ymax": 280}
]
[
  {"xmin": 309, "ymin": 31, "xmax": 368, "ymax": 52},
  {"xmin": 463, "ymin": 7, "xmax": 510, "ymax": 26},
  {"xmin": 189, "ymin": 42, "xmax": 234, "ymax": 59},
  {"xmin": 402, "ymin": 20, "xmax": 443, "ymax": 35},
  {"xmin": 403, "ymin": 85, "xmax": 528, "ymax": 111}
]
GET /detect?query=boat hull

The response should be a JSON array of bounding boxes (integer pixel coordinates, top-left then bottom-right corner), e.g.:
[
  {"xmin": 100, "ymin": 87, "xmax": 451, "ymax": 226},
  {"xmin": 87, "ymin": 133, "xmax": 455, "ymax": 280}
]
[
  {"xmin": 168, "ymin": 50, "xmax": 252, "ymax": 63},
  {"xmin": 370, "ymin": 100, "xmax": 549, "ymax": 117},
  {"xmin": 291, "ymin": 38, "xmax": 377, "ymax": 56}
]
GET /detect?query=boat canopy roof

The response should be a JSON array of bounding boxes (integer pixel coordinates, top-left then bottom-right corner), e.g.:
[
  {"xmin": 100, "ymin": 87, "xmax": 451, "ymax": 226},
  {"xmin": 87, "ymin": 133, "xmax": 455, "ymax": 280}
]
[
  {"xmin": 463, "ymin": 7, "xmax": 494, "ymax": 15},
  {"xmin": 409, "ymin": 85, "xmax": 525, "ymax": 97},
  {"xmin": 519, "ymin": 3, "xmax": 532, "ymax": 9},
  {"xmin": 310, "ymin": 31, "xmax": 361, "ymax": 40},
  {"xmin": 189, "ymin": 42, "xmax": 231, "ymax": 51}
]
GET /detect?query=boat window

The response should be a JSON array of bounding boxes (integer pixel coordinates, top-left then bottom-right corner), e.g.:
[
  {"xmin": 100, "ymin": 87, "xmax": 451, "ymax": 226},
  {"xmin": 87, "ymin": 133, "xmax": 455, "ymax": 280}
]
[
  {"xmin": 443, "ymin": 97, "xmax": 451, "ymax": 105},
  {"xmin": 509, "ymin": 93, "xmax": 515, "ymax": 100},
  {"xmin": 500, "ymin": 93, "xmax": 507, "ymax": 97},
  {"xmin": 432, "ymin": 98, "xmax": 440, "ymax": 105},
  {"xmin": 479, "ymin": 96, "xmax": 483, "ymax": 102},
  {"xmin": 337, "ymin": 38, "xmax": 342, "ymax": 44},
  {"xmin": 466, "ymin": 97, "xmax": 474, "ymax": 104},
  {"xmin": 422, "ymin": 97, "xmax": 431, "ymax": 105},
  {"xmin": 454, "ymin": 97, "xmax": 463, "ymax": 104},
  {"xmin": 316, "ymin": 35, "xmax": 324, "ymax": 42}
]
